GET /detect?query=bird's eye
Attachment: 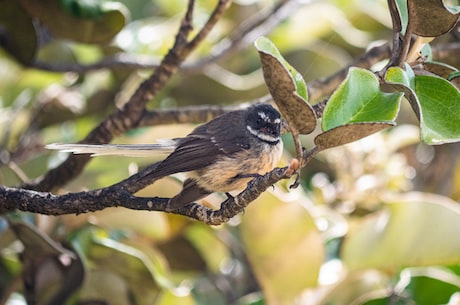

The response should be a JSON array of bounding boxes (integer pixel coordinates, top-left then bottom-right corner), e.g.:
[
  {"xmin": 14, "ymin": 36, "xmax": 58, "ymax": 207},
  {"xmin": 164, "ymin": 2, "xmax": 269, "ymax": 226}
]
[{"xmin": 256, "ymin": 118, "xmax": 263, "ymax": 125}]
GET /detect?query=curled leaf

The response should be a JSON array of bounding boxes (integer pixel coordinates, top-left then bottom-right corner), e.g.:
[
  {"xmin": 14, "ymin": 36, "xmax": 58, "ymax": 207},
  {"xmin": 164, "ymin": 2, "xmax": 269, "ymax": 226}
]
[
  {"xmin": 423, "ymin": 62, "xmax": 458, "ymax": 79},
  {"xmin": 449, "ymin": 72, "xmax": 460, "ymax": 90},
  {"xmin": 383, "ymin": 66, "xmax": 420, "ymax": 119},
  {"xmin": 383, "ymin": 68, "xmax": 460, "ymax": 145},
  {"xmin": 408, "ymin": 0, "xmax": 460, "ymax": 37},
  {"xmin": 255, "ymin": 37, "xmax": 316, "ymax": 135}
]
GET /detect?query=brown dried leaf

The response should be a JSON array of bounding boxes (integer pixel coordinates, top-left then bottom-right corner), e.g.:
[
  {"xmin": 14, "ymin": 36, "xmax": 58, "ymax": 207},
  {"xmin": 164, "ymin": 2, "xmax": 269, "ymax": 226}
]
[
  {"xmin": 256, "ymin": 39, "xmax": 316, "ymax": 135},
  {"xmin": 314, "ymin": 122, "xmax": 395, "ymax": 150},
  {"xmin": 408, "ymin": 0, "xmax": 460, "ymax": 37},
  {"xmin": 423, "ymin": 62, "xmax": 458, "ymax": 79}
]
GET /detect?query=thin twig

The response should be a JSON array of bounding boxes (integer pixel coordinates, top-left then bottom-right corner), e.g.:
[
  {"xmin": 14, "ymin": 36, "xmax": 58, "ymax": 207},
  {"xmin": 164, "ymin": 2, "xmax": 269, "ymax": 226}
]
[
  {"xmin": 31, "ymin": 54, "xmax": 162, "ymax": 73},
  {"xmin": 186, "ymin": 0, "xmax": 304, "ymax": 72},
  {"xmin": 384, "ymin": 0, "xmax": 403, "ymax": 69},
  {"xmin": 396, "ymin": 17, "xmax": 414, "ymax": 67},
  {"xmin": 30, "ymin": 0, "xmax": 301, "ymax": 75},
  {"xmin": 307, "ymin": 43, "xmax": 391, "ymax": 101}
]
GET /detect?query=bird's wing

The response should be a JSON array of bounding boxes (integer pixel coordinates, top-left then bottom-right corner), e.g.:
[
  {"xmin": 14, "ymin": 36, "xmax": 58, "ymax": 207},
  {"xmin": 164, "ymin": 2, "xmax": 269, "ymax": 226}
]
[
  {"xmin": 150, "ymin": 110, "xmax": 251, "ymax": 177},
  {"xmin": 45, "ymin": 141, "xmax": 177, "ymax": 157}
]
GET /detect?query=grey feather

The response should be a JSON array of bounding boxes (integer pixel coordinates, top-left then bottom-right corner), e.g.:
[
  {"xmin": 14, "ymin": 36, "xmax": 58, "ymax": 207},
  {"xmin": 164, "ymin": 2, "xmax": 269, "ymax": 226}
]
[{"xmin": 46, "ymin": 141, "xmax": 177, "ymax": 157}]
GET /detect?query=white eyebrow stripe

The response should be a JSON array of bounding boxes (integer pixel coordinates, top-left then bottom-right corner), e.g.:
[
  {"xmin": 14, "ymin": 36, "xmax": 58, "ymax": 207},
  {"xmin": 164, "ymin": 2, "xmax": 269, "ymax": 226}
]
[
  {"xmin": 258, "ymin": 111, "xmax": 280, "ymax": 123},
  {"xmin": 258, "ymin": 111, "xmax": 268, "ymax": 121}
]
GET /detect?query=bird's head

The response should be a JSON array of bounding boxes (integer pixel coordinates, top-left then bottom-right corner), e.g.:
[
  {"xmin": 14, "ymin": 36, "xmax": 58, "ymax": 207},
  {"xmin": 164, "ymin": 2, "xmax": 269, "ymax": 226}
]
[{"xmin": 245, "ymin": 104, "xmax": 281, "ymax": 144}]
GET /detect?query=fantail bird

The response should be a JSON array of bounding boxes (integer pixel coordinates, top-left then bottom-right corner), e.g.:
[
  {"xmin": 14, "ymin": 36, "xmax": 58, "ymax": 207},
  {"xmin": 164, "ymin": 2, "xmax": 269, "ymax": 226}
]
[{"xmin": 46, "ymin": 104, "xmax": 284, "ymax": 210}]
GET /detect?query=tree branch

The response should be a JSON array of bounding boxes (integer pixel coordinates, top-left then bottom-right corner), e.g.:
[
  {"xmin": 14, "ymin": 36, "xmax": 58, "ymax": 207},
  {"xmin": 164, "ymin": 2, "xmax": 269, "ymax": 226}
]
[
  {"xmin": 22, "ymin": 0, "xmax": 232, "ymax": 192},
  {"xmin": 1, "ymin": 164, "xmax": 294, "ymax": 226},
  {"xmin": 30, "ymin": 53, "xmax": 162, "ymax": 74}
]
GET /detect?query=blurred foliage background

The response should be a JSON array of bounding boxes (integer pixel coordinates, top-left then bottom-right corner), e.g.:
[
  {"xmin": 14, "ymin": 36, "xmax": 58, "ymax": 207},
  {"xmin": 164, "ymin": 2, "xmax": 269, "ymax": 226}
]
[{"xmin": 1, "ymin": 0, "xmax": 460, "ymax": 304}]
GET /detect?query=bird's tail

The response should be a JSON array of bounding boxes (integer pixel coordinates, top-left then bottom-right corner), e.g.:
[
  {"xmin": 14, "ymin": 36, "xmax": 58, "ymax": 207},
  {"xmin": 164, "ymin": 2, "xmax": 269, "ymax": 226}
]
[{"xmin": 46, "ymin": 140, "xmax": 177, "ymax": 157}]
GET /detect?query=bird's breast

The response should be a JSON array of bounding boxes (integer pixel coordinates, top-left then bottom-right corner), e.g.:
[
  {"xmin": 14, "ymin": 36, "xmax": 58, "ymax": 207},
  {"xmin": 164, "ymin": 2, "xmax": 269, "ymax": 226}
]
[{"xmin": 190, "ymin": 141, "xmax": 283, "ymax": 193}]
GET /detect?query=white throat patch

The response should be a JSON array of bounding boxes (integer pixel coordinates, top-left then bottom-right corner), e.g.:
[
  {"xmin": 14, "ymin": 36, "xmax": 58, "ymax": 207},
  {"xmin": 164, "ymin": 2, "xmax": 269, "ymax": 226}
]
[{"xmin": 247, "ymin": 125, "xmax": 279, "ymax": 143}]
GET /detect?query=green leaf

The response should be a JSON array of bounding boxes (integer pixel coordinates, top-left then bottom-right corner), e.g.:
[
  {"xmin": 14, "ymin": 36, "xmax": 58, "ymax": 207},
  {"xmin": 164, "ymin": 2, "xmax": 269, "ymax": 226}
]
[
  {"xmin": 449, "ymin": 73, "xmax": 460, "ymax": 91},
  {"xmin": 383, "ymin": 66, "xmax": 421, "ymax": 119},
  {"xmin": 405, "ymin": 267, "xmax": 460, "ymax": 305},
  {"xmin": 240, "ymin": 192, "xmax": 324, "ymax": 304},
  {"xmin": 421, "ymin": 44, "xmax": 433, "ymax": 61},
  {"xmin": 404, "ymin": 63, "xmax": 416, "ymax": 89},
  {"xmin": 448, "ymin": 71, "xmax": 460, "ymax": 81},
  {"xmin": 415, "ymin": 75, "xmax": 460, "ymax": 144},
  {"xmin": 322, "ymin": 67, "xmax": 402, "ymax": 131},
  {"xmin": 255, "ymin": 37, "xmax": 316, "ymax": 135},
  {"xmin": 20, "ymin": 0, "xmax": 128, "ymax": 44},
  {"xmin": 395, "ymin": 0, "xmax": 408, "ymax": 34},
  {"xmin": 385, "ymin": 66, "xmax": 411, "ymax": 87},
  {"xmin": 342, "ymin": 192, "xmax": 460, "ymax": 271},
  {"xmin": 61, "ymin": 0, "xmax": 104, "ymax": 19},
  {"xmin": 382, "ymin": 70, "xmax": 460, "ymax": 144}
]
